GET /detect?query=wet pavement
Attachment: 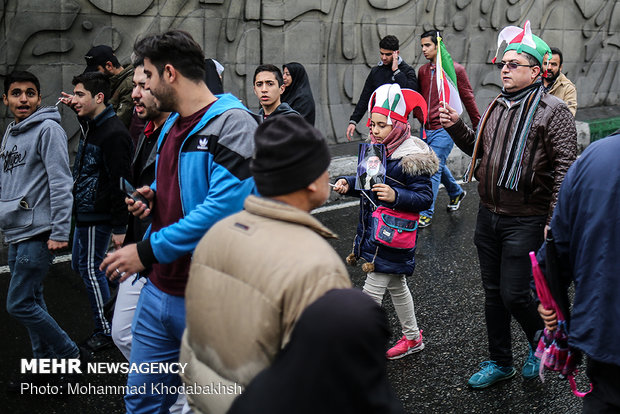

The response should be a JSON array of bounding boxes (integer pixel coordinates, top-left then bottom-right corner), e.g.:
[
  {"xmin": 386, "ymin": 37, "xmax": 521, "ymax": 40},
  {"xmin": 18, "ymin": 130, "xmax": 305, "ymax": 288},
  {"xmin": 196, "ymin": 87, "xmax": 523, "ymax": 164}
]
[{"xmin": 0, "ymin": 182, "xmax": 585, "ymax": 413}]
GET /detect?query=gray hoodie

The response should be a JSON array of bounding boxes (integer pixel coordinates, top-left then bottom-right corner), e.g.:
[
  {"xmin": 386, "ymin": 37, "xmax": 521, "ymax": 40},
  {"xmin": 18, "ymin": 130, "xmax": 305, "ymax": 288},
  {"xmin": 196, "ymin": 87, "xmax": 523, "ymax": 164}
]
[{"xmin": 0, "ymin": 106, "xmax": 73, "ymax": 243}]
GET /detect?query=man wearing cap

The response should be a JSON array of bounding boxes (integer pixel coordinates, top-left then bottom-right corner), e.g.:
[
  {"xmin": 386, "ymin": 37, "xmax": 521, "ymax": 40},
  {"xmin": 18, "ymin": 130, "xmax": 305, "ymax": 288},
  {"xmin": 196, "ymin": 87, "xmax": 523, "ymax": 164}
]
[
  {"xmin": 179, "ymin": 114, "xmax": 352, "ymax": 414},
  {"xmin": 84, "ymin": 45, "xmax": 135, "ymax": 128},
  {"xmin": 345, "ymin": 35, "xmax": 419, "ymax": 141},
  {"xmin": 439, "ymin": 21, "xmax": 577, "ymax": 389}
]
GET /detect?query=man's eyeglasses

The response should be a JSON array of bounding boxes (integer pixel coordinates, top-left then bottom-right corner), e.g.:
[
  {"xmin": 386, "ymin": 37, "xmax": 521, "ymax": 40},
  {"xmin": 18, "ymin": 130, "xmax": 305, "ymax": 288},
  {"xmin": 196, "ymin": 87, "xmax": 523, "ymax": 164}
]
[{"xmin": 496, "ymin": 61, "xmax": 535, "ymax": 70}]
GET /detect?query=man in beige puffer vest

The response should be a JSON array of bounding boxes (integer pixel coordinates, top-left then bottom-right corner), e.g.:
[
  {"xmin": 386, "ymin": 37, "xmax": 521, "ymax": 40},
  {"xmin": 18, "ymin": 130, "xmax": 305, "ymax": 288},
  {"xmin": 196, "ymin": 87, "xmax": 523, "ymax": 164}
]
[{"xmin": 180, "ymin": 114, "xmax": 352, "ymax": 414}]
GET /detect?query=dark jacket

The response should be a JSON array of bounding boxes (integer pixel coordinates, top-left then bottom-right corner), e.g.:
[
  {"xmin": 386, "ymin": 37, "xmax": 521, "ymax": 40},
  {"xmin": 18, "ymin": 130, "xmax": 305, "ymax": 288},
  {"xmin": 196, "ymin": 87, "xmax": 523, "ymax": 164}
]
[
  {"xmin": 125, "ymin": 122, "xmax": 159, "ymax": 244},
  {"xmin": 258, "ymin": 102, "xmax": 299, "ymax": 122},
  {"xmin": 342, "ymin": 138, "xmax": 438, "ymax": 275},
  {"xmin": 227, "ymin": 289, "xmax": 405, "ymax": 414},
  {"xmin": 109, "ymin": 65, "xmax": 135, "ymax": 128},
  {"xmin": 538, "ymin": 132, "xmax": 620, "ymax": 366},
  {"xmin": 418, "ymin": 61, "xmax": 480, "ymax": 130},
  {"xmin": 73, "ymin": 104, "xmax": 132, "ymax": 233},
  {"xmin": 349, "ymin": 59, "xmax": 419, "ymax": 124},
  {"xmin": 446, "ymin": 92, "xmax": 577, "ymax": 221}
]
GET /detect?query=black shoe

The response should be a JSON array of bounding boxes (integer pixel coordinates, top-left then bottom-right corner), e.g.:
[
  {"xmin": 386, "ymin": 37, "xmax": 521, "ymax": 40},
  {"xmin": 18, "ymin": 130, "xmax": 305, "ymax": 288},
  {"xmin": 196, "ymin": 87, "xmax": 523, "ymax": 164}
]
[
  {"xmin": 78, "ymin": 345, "xmax": 94, "ymax": 364},
  {"xmin": 447, "ymin": 190, "xmax": 467, "ymax": 211},
  {"xmin": 82, "ymin": 332, "xmax": 113, "ymax": 352}
]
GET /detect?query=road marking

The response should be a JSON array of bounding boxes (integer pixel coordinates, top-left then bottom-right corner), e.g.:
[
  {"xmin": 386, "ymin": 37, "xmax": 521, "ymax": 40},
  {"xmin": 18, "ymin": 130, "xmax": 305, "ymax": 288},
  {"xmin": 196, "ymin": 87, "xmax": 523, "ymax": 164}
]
[
  {"xmin": 312, "ymin": 200, "xmax": 359, "ymax": 214},
  {"xmin": 1, "ymin": 182, "xmax": 470, "ymax": 275}
]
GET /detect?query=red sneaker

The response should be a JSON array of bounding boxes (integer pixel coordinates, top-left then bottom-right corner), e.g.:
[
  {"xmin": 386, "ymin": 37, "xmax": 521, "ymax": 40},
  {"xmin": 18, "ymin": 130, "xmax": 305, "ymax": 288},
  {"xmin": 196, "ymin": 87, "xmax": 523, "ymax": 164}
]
[{"xmin": 386, "ymin": 330, "xmax": 424, "ymax": 360}]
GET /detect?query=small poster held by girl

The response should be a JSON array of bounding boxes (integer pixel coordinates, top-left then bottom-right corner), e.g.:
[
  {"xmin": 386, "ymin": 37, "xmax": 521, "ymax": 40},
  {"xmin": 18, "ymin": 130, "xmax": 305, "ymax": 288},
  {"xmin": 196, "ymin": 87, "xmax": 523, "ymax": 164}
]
[{"xmin": 355, "ymin": 143, "xmax": 386, "ymax": 190}]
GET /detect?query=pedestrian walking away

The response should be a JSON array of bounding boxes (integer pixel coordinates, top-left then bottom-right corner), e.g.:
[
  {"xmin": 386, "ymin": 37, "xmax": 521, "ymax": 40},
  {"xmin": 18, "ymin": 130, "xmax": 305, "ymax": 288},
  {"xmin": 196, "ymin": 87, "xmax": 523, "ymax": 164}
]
[
  {"xmin": 537, "ymin": 130, "xmax": 620, "ymax": 413},
  {"xmin": 180, "ymin": 114, "xmax": 351, "ymax": 414}
]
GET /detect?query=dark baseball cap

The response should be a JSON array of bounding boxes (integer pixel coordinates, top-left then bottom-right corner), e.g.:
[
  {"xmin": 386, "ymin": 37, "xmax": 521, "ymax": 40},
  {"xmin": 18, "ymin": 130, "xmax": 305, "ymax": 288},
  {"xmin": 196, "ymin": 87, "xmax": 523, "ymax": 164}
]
[{"xmin": 84, "ymin": 45, "xmax": 118, "ymax": 73}]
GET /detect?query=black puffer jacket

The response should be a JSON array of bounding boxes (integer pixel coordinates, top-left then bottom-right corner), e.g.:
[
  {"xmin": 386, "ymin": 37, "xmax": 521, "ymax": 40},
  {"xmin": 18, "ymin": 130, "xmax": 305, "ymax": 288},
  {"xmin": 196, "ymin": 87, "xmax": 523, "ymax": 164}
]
[{"xmin": 73, "ymin": 104, "xmax": 132, "ymax": 233}]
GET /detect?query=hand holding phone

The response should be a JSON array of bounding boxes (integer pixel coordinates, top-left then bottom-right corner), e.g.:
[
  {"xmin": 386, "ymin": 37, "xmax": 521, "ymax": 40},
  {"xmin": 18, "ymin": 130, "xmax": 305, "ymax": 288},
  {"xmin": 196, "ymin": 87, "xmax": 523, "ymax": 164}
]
[{"xmin": 120, "ymin": 177, "xmax": 150, "ymax": 206}]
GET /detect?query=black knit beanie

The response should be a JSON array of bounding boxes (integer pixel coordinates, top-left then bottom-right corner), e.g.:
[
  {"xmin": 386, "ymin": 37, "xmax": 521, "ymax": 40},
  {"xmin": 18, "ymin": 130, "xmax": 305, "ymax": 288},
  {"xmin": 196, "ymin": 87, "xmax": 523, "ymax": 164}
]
[{"xmin": 251, "ymin": 114, "xmax": 331, "ymax": 197}]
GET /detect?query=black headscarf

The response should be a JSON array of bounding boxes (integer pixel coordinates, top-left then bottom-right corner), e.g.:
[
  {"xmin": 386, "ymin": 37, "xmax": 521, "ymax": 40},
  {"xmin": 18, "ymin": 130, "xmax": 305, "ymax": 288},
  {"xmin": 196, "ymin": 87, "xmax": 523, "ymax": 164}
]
[
  {"xmin": 281, "ymin": 62, "xmax": 316, "ymax": 125},
  {"xmin": 204, "ymin": 58, "xmax": 223, "ymax": 95},
  {"xmin": 227, "ymin": 289, "xmax": 405, "ymax": 414}
]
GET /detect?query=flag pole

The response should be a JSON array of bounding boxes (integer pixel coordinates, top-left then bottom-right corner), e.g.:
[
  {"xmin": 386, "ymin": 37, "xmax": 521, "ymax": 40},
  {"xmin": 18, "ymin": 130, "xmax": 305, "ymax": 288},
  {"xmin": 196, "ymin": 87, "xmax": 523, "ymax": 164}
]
[{"xmin": 436, "ymin": 31, "xmax": 446, "ymax": 110}]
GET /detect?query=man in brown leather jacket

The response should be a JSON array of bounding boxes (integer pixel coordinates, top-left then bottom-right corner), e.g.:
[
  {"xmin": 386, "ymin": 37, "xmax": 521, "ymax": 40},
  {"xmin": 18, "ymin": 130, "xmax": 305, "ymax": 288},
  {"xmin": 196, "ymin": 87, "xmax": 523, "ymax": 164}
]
[{"xmin": 438, "ymin": 22, "xmax": 577, "ymax": 389}]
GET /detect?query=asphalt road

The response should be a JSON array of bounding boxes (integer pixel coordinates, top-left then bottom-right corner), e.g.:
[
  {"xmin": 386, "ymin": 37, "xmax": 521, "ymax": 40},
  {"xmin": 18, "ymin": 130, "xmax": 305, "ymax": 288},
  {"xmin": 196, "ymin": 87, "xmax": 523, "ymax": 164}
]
[{"xmin": 0, "ymin": 182, "xmax": 585, "ymax": 413}]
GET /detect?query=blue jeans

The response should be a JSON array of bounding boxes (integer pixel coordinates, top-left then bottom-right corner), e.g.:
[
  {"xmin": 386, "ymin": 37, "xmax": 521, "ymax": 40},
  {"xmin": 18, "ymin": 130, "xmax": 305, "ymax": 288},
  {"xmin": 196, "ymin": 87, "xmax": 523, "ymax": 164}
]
[
  {"xmin": 7, "ymin": 239, "xmax": 79, "ymax": 358},
  {"xmin": 421, "ymin": 128, "xmax": 463, "ymax": 218},
  {"xmin": 125, "ymin": 281, "xmax": 186, "ymax": 414},
  {"xmin": 474, "ymin": 206, "xmax": 545, "ymax": 366},
  {"xmin": 72, "ymin": 224, "xmax": 112, "ymax": 336}
]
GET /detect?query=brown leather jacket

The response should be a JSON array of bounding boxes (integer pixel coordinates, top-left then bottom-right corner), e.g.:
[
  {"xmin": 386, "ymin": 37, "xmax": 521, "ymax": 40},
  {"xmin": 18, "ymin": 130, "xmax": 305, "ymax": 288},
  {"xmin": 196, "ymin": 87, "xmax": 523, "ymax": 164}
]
[{"xmin": 446, "ymin": 92, "xmax": 577, "ymax": 221}]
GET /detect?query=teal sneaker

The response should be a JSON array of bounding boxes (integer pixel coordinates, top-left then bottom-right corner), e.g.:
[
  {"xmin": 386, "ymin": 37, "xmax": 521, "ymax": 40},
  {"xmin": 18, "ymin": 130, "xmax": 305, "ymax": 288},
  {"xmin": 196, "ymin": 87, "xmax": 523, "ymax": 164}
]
[
  {"xmin": 522, "ymin": 346, "xmax": 541, "ymax": 379},
  {"xmin": 468, "ymin": 361, "xmax": 516, "ymax": 389}
]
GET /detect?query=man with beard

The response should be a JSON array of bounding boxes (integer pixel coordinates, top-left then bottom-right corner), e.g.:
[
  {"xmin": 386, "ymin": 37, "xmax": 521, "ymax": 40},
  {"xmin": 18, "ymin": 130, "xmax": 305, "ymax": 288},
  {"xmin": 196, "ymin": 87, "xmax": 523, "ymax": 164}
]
[
  {"xmin": 84, "ymin": 45, "xmax": 135, "ymax": 128},
  {"xmin": 110, "ymin": 64, "xmax": 169, "ymax": 361},
  {"xmin": 439, "ymin": 22, "xmax": 577, "ymax": 389},
  {"xmin": 100, "ymin": 30, "xmax": 257, "ymax": 414},
  {"xmin": 542, "ymin": 47, "xmax": 577, "ymax": 116},
  {"xmin": 357, "ymin": 155, "xmax": 385, "ymax": 190},
  {"xmin": 110, "ymin": 64, "xmax": 191, "ymax": 414}
]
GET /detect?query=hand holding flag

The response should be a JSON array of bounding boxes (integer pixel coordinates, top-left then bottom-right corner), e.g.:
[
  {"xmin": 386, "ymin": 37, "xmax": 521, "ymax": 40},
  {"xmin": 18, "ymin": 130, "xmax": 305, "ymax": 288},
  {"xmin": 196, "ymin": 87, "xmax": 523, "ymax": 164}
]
[{"xmin": 435, "ymin": 34, "xmax": 463, "ymax": 115}]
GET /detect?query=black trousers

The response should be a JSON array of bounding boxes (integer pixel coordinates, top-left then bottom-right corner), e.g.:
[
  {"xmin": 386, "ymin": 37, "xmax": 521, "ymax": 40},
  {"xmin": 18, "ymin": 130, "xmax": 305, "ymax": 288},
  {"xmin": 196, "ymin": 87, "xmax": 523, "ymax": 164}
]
[
  {"xmin": 583, "ymin": 358, "xmax": 620, "ymax": 413},
  {"xmin": 473, "ymin": 206, "xmax": 545, "ymax": 366}
]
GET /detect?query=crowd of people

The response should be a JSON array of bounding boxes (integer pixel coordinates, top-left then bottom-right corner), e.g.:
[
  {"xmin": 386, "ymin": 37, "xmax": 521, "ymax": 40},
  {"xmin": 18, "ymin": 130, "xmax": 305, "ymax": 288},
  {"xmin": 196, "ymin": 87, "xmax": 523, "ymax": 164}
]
[{"xmin": 1, "ymin": 18, "xmax": 617, "ymax": 414}]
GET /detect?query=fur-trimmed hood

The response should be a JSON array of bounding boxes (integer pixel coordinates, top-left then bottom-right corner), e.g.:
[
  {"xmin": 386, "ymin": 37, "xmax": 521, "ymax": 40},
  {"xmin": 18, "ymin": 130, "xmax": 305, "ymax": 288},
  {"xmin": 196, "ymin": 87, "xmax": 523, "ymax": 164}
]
[{"xmin": 391, "ymin": 137, "xmax": 439, "ymax": 177}]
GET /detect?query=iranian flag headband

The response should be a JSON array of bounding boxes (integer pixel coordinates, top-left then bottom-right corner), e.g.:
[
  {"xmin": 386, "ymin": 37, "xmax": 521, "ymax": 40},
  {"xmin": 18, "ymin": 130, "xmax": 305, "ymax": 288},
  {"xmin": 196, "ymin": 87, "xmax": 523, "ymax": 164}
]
[
  {"xmin": 367, "ymin": 83, "xmax": 427, "ymax": 127},
  {"xmin": 492, "ymin": 20, "xmax": 552, "ymax": 68}
]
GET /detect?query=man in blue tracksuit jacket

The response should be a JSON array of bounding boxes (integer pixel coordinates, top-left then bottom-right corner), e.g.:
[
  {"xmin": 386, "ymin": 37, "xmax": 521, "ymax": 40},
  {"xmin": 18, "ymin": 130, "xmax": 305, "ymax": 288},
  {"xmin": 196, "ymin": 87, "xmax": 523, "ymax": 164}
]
[{"xmin": 101, "ymin": 30, "xmax": 257, "ymax": 413}]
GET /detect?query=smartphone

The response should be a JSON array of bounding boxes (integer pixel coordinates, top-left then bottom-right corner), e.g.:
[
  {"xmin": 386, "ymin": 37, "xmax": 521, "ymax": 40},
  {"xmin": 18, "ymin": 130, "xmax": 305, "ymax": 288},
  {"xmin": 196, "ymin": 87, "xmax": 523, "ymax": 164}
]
[{"xmin": 119, "ymin": 177, "xmax": 149, "ymax": 206}]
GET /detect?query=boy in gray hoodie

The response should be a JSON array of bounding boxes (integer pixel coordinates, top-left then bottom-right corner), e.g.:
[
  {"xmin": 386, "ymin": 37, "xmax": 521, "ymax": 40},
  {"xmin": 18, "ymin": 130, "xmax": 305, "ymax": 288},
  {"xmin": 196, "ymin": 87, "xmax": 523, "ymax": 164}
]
[{"xmin": 1, "ymin": 71, "xmax": 83, "ymax": 391}]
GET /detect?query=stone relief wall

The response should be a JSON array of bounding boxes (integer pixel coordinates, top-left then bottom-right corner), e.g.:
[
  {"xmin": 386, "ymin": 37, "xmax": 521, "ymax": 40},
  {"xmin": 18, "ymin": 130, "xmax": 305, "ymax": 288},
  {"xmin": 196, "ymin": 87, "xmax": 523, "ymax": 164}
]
[{"xmin": 1, "ymin": 0, "xmax": 619, "ymax": 146}]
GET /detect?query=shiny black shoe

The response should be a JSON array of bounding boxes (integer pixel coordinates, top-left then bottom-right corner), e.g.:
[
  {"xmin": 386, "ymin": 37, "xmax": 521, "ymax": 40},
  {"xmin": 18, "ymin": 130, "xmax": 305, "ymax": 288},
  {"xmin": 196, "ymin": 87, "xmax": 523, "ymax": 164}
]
[{"xmin": 82, "ymin": 332, "xmax": 114, "ymax": 352}]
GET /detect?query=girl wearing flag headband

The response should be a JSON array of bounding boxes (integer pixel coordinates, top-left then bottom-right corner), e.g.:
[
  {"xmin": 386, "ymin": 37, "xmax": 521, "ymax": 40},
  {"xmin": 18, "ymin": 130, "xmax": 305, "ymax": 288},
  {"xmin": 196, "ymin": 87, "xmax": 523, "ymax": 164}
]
[{"xmin": 333, "ymin": 84, "xmax": 439, "ymax": 359}]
